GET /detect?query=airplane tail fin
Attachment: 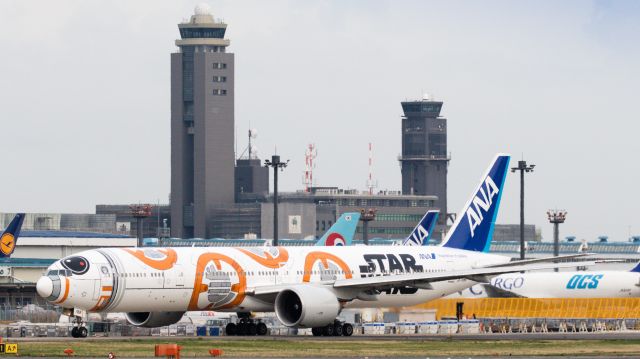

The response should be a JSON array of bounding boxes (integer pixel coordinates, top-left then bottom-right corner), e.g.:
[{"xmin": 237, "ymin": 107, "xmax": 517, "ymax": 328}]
[
  {"xmin": 1, "ymin": 213, "xmax": 26, "ymax": 258},
  {"xmin": 440, "ymin": 154, "xmax": 510, "ymax": 252},
  {"xmin": 315, "ymin": 212, "xmax": 361, "ymax": 246},
  {"xmin": 630, "ymin": 262, "xmax": 640, "ymax": 273},
  {"xmin": 402, "ymin": 210, "xmax": 439, "ymax": 246}
]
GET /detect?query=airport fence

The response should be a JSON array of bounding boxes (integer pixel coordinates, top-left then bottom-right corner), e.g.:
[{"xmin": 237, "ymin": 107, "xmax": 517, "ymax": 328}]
[{"xmin": 413, "ymin": 298, "xmax": 640, "ymax": 319}]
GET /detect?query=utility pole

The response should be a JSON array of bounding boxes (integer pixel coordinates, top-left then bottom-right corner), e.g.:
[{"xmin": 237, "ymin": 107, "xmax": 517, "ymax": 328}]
[
  {"xmin": 360, "ymin": 208, "xmax": 377, "ymax": 245},
  {"xmin": 265, "ymin": 155, "xmax": 288, "ymax": 246},
  {"xmin": 548, "ymin": 209, "xmax": 567, "ymax": 272},
  {"xmin": 511, "ymin": 160, "xmax": 535, "ymax": 260}
]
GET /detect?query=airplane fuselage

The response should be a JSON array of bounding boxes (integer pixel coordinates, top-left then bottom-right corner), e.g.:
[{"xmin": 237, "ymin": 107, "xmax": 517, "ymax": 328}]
[{"xmin": 38, "ymin": 245, "xmax": 509, "ymax": 313}]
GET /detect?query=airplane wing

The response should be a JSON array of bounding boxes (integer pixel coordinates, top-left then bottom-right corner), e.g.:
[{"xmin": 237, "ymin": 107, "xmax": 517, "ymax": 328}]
[
  {"xmin": 331, "ymin": 261, "xmax": 596, "ymax": 289},
  {"xmin": 482, "ymin": 253, "xmax": 593, "ymax": 268},
  {"xmin": 248, "ymin": 260, "xmax": 596, "ymax": 297},
  {"xmin": 482, "ymin": 284, "xmax": 525, "ymax": 298}
]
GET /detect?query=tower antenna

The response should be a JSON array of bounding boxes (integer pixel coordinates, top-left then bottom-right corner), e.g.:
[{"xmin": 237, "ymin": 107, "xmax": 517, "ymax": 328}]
[
  {"xmin": 303, "ymin": 144, "xmax": 317, "ymax": 192},
  {"xmin": 366, "ymin": 142, "xmax": 378, "ymax": 195}
]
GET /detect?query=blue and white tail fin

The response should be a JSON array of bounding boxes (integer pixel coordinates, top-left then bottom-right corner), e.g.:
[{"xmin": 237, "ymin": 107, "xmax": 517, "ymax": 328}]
[
  {"xmin": 402, "ymin": 210, "xmax": 439, "ymax": 246},
  {"xmin": 441, "ymin": 154, "xmax": 510, "ymax": 252},
  {"xmin": 630, "ymin": 262, "xmax": 640, "ymax": 273},
  {"xmin": 1, "ymin": 213, "xmax": 26, "ymax": 258},
  {"xmin": 315, "ymin": 212, "xmax": 360, "ymax": 246}
]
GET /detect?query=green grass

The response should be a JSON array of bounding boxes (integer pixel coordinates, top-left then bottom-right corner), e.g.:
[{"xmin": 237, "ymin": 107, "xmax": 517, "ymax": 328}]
[{"xmin": 10, "ymin": 338, "xmax": 640, "ymax": 357}]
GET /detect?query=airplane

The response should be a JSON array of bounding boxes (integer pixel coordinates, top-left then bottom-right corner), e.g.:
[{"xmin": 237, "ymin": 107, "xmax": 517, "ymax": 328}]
[
  {"xmin": 35, "ymin": 154, "xmax": 595, "ymax": 338},
  {"xmin": 453, "ymin": 262, "xmax": 640, "ymax": 298},
  {"xmin": 0, "ymin": 213, "xmax": 26, "ymax": 258},
  {"xmin": 402, "ymin": 210, "xmax": 439, "ymax": 246},
  {"xmin": 315, "ymin": 212, "xmax": 360, "ymax": 246}
]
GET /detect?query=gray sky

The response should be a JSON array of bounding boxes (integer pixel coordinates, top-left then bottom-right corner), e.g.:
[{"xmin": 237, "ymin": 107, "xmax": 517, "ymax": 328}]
[{"xmin": 1, "ymin": 0, "xmax": 639, "ymax": 242}]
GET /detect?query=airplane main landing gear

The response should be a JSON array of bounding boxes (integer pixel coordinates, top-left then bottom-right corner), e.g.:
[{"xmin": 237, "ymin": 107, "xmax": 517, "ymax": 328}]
[
  {"xmin": 312, "ymin": 320, "xmax": 353, "ymax": 336},
  {"xmin": 70, "ymin": 315, "xmax": 88, "ymax": 338},
  {"xmin": 225, "ymin": 313, "xmax": 268, "ymax": 336}
]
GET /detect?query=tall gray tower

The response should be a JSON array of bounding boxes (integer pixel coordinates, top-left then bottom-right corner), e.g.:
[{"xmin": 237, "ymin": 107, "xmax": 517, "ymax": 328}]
[
  {"xmin": 171, "ymin": 4, "xmax": 234, "ymax": 238},
  {"xmin": 399, "ymin": 96, "xmax": 449, "ymax": 221}
]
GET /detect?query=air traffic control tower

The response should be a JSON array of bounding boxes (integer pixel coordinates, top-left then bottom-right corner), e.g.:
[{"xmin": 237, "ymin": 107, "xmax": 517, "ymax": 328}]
[
  {"xmin": 171, "ymin": 4, "xmax": 235, "ymax": 238},
  {"xmin": 399, "ymin": 96, "xmax": 449, "ymax": 222}
]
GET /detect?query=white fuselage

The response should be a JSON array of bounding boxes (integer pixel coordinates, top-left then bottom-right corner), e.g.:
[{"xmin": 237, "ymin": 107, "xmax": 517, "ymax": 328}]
[
  {"xmin": 39, "ymin": 245, "xmax": 509, "ymax": 313},
  {"xmin": 451, "ymin": 271, "xmax": 640, "ymax": 298}
]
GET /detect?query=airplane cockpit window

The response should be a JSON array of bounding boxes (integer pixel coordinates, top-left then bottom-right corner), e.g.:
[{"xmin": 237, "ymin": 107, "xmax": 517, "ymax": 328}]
[{"xmin": 61, "ymin": 256, "xmax": 90, "ymax": 275}]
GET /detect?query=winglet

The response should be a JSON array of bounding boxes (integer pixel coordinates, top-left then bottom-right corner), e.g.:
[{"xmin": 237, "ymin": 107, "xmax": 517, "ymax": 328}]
[
  {"xmin": 315, "ymin": 212, "xmax": 361, "ymax": 246},
  {"xmin": 1, "ymin": 213, "xmax": 26, "ymax": 258},
  {"xmin": 630, "ymin": 262, "xmax": 640, "ymax": 273},
  {"xmin": 402, "ymin": 210, "xmax": 439, "ymax": 246},
  {"xmin": 441, "ymin": 154, "xmax": 510, "ymax": 252}
]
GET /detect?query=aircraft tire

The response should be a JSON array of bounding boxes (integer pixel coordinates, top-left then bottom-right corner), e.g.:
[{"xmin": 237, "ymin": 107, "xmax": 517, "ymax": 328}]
[
  {"xmin": 71, "ymin": 327, "xmax": 79, "ymax": 338},
  {"xmin": 322, "ymin": 324, "xmax": 334, "ymax": 336},
  {"xmin": 248, "ymin": 322, "xmax": 257, "ymax": 336},
  {"xmin": 79, "ymin": 327, "xmax": 88, "ymax": 338},
  {"xmin": 225, "ymin": 323, "xmax": 237, "ymax": 336},
  {"xmin": 311, "ymin": 327, "xmax": 322, "ymax": 336},
  {"xmin": 342, "ymin": 323, "xmax": 354, "ymax": 337},
  {"xmin": 333, "ymin": 323, "xmax": 343, "ymax": 336},
  {"xmin": 237, "ymin": 322, "xmax": 247, "ymax": 336},
  {"xmin": 256, "ymin": 322, "xmax": 268, "ymax": 336}
]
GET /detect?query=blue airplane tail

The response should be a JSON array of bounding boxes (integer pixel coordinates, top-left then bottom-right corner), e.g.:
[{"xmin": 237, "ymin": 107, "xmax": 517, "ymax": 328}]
[
  {"xmin": 441, "ymin": 154, "xmax": 510, "ymax": 252},
  {"xmin": 315, "ymin": 212, "xmax": 360, "ymax": 246},
  {"xmin": 402, "ymin": 210, "xmax": 439, "ymax": 246},
  {"xmin": 630, "ymin": 262, "xmax": 640, "ymax": 273},
  {"xmin": 1, "ymin": 213, "xmax": 26, "ymax": 258}
]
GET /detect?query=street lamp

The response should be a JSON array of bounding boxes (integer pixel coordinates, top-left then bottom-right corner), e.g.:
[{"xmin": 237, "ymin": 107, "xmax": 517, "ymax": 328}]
[
  {"xmin": 511, "ymin": 160, "xmax": 535, "ymax": 259},
  {"xmin": 265, "ymin": 155, "xmax": 289, "ymax": 247},
  {"xmin": 548, "ymin": 209, "xmax": 567, "ymax": 272}
]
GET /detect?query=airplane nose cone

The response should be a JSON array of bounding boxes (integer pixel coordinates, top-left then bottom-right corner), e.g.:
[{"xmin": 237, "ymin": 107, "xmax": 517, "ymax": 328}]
[{"xmin": 36, "ymin": 276, "xmax": 54, "ymax": 298}]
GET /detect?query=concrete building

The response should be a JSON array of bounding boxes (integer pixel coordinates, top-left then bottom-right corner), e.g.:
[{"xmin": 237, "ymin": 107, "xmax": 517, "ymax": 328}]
[
  {"xmin": 171, "ymin": 5, "xmax": 235, "ymax": 239},
  {"xmin": 399, "ymin": 96, "xmax": 449, "ymax": 223}
]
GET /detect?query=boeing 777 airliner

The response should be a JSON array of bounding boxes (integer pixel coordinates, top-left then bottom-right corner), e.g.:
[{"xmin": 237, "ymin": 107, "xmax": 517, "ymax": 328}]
[{"xmin": 35, "ymin": 155, "xmax": 593, "ymax": 338}]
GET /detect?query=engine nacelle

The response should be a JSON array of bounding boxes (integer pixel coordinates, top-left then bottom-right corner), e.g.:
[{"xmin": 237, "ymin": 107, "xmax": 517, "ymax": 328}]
[
  {"xmin": 274, "ymin": 285, "xmax": 340, "ymax": 328},
  {"xmin": 125, "ymin": 311, "xmax": 185, "ymax": 328}
]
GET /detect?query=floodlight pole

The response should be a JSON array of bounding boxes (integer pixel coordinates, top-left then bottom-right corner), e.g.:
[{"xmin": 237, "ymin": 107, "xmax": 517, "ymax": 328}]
[
  {"xmin": 548, "ymin": 210, "xmax": 567, "ymax": 272},
  {"xmin": 511, "ymin": 160, "xmax": 535, "ymax": 260},
  {"xmin": 265, "ymin": 155, "xmax": 288, "ymax": 247}
]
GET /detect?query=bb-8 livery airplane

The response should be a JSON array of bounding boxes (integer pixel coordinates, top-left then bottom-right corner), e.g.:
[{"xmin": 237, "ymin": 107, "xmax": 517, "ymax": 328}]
[{"xmin": 36, "ymin": 155, "xmax": 592, "ymax": 337}]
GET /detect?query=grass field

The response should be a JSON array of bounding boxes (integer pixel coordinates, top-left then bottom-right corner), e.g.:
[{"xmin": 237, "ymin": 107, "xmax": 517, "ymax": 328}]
[{"xmin": 8, "ymin": 338, "xmax": 640, "ymax": 357}]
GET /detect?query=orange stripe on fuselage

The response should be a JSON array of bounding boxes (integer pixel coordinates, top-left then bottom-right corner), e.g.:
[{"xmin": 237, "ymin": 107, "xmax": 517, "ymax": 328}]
[
  {"xmin": 54, "ymin": 277, "xmax": 70, "ymax": 304},
  {"xmin": 236, "ymin": 247, "xmax": 289, "ymax": 268},
  {"xmin": 302, "ymin": 251, "xmax": 352, "ymax": 282},
  {"xmin": 123, "ymin": 248, "xmax": 177, "ymax": 270}
]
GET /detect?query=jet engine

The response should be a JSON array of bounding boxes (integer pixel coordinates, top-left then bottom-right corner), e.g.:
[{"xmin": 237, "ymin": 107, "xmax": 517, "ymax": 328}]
[
  {"xmin": 125, "ymin": 311, "xmax": 185, "ymax": 328},
  {"xmin": 274, "ymin": 285, "xmax": 340, "ymax": 327}
]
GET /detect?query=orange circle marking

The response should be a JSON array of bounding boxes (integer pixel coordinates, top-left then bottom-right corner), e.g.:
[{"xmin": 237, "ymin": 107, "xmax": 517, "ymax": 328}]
[
  {"xmin": 236, "ymin": 247, "xmax": 289, "ymax": 268},
  {"xmin": 188, "ymin": 253, "xmax": 247, "ymax": 311},
  {"xmin": 302, "ymin": 251, "xmax": 352, "ymax": 282},
  {"xmin": 0, "ymin": 233, "xmax": 15, "ymax": 256},
  {"xmin": 123, "ymin": 248, "xmax": 177, "ymax": 270}
]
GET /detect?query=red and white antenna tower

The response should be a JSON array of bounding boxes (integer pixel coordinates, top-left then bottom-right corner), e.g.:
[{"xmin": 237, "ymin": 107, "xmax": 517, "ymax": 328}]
[
  {"xmin": 366, "ymin": 142, "xmax": 378, "ymax": 195},
  {"xmin": 303, "ymin": 144, "xmax": 317, "ymax": 192}
]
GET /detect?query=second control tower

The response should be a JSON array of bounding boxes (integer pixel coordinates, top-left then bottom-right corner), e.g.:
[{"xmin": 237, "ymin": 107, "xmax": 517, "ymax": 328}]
[{"xmin": 399, "ymin": 95, "xmax": 449, "ymax": 221}]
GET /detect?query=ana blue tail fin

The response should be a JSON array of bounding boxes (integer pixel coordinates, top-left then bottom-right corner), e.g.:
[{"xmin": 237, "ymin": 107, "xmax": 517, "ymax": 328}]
[
  {"xmin": 1, "ymin": 213, "xmax": 26, "ymax": 258},
  {"xmin": 315, "ymin": 212, "xmax": 360, "ymax": 246},
  {"xmin": 441, "ymin": 154, "xmax": 510, "ymax": 252},
  {"xmin": 402, "ymin": 210, "xmax": 439, "ymax": 246},
  {"xmin": 630, "ymin": 262, "xmax": 640, "ymax": 273}
]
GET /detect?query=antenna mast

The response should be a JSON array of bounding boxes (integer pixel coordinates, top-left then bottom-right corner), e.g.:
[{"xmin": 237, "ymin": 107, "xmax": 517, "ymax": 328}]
[
  {"xmin": 303, "ymin": 144, "xmax": 317, "ymax": 192},
  {"xmin": 367, "ymin": 142, "xmax": 378, "ymax": 195}
]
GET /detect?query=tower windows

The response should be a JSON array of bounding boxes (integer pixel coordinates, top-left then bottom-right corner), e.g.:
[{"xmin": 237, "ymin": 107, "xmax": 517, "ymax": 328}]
[
  {"xmin": 212, "ymin": 76, "xmax": 227, "ymax": 83},
  {"xmin": 212, "ymin": 89, "xmax": 227, "ymax": 96},
  {"xmin": 212, "ymin": 63, "xmax": 227, "ymax": 69}
]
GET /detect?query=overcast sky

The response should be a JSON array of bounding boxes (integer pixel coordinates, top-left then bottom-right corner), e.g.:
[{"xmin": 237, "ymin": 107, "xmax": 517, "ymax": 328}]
[{"xmin": 1, "ymin": 0, "xmax": 639, "ymax": 242}]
